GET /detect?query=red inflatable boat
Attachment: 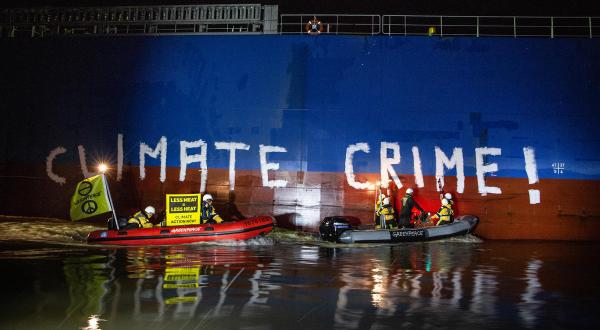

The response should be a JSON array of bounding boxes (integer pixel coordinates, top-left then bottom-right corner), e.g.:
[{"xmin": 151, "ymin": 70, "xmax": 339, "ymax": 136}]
[{"xmin": 87, "ymin": 216, "xmax": 275, "ymax": 246}]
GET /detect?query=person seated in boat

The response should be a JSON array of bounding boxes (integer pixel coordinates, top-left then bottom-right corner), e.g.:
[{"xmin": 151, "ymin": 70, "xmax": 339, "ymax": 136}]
[
  {"xmin": 126, "ymin": 206, "xmax": 156, "ymax": 229},
  {"xmin": 398, "ymin": 188, "xmax": 425, "ymax": 228},
  {"xmin": 201, "ymin": 194, "xmax": 223, "ymax": 224},
  {"xmin": 376, "ymin": 197, "xmax": 397, "ymax": 229},
  {"xmin": 430, "ymin": 198, "xmax": 454, "ymax": 226}
]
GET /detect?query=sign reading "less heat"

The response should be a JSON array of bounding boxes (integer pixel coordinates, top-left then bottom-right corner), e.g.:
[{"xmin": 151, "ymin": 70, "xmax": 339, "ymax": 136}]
[{"xmin": 166, "ymin": 194, "xmax": 201, "ymax": 226}]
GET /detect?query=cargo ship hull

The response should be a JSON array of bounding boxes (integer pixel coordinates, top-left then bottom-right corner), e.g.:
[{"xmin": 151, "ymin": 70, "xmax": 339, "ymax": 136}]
[{"xmin": 1, "ymin": 36, "xmax": 599, "ymax": 240}]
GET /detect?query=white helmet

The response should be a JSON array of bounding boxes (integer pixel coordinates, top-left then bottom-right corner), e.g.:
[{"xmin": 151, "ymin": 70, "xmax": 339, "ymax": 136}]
[
  {"xmin": 444, "ymin": 193, "xmax": 452, "ymax": 200},
  {"xmin": 383, "ymin": 197, "xmax": 390, "ymax": 205},
  {"xmin": 144, "ymin": 206, "xmax": 156, "ymax": 216},
  {"xmin": 406, "ymin": 188, "xmax": 413, "ymax": 195},
  {"xmin": 203, "ymin": 194, "xmax": 213, "ymax": 202},
  {"xmin": 441, "ymin": 198, "xmax": 449, "ymax": 206}
]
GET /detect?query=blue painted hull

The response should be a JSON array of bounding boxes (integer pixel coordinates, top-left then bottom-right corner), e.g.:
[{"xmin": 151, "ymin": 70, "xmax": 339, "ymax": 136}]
[{"xmin": 1, "ymin": 35, "xmax": 599, "ymax": 239}]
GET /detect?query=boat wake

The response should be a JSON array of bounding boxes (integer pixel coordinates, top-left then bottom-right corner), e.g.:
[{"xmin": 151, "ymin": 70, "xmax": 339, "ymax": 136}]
[
  {"xmin": 0, "ymin": 216, "xmax": 101, "ymax": 246},
  {"xmin": 187, "ymin": 235, "xmax": 276, "ymax": 247}
]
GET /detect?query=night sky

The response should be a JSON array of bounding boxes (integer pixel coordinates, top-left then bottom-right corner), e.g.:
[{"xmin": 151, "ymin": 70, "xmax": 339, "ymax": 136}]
[{"xmin": 2, "ymin": 0, "xmax": 600, "ymax": 16}]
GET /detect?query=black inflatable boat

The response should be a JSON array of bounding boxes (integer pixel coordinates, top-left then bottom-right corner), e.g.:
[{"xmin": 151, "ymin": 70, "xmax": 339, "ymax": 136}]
[{"xmin": 319, "ymin": 215, "xmax": 479, "ymax": 243}]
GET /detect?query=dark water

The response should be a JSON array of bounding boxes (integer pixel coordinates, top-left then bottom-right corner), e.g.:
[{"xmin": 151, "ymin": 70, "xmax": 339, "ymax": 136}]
[{"xmin": 0, "ymin": 218, "xmax": 599, "ymax": 329}]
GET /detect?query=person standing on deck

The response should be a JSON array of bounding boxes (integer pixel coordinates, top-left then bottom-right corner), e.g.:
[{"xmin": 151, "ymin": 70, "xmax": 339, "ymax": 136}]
[
  {"xmin": 398, "ymin": 188, "xmax": 425, "ymax": 228},
  {"xmin": 376, "ymin": 197, "xmax": 397, "ymax": 229}
]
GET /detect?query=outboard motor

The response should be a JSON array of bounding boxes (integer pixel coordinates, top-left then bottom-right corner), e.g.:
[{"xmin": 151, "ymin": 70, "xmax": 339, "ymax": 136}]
[{"xmin": 319, "ymin": 216, "xmax": 352, "ymax": 242}]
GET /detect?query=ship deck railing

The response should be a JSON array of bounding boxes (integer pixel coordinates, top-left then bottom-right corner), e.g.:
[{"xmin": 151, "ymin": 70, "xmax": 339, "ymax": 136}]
[
  {"xmin": 281, "ymin": 14, "xmax": 599, "ymax": 38},
  {"xmin": 1, "ymin": 4, "xmax": 599, "ymax": 38},
  {"xmin": 0, "ymin": 4, "xmax": 279, "ymax": 37},
  {"xmin": 380, "ymin": 15, "xmax": 599, "ymax": 38}
]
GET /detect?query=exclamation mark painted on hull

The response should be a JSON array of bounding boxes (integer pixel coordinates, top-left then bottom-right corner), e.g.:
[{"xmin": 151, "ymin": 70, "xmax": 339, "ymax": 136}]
[{"xmin": 523, "ymin": 147, "xmax": 540, "ymax": 204}]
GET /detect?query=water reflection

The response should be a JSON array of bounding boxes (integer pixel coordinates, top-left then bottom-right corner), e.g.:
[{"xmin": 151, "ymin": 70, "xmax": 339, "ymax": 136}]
[
  {"xmin": 330, "ymin": 244, "xmax": 478, "ymax": 329},
  {"xmin": 63, "ymin": 255, "xmax": 111, "ymax": 318},
  {"xmin": 519, "ymin": 259, "xmax": 543, "ymax": 328},
  {"xmin": 118, "ymin": 246, "xmax": 278, "ymax": 326},
  {"xmin": 82, "ymin": 315, "xmax": 104, "ymax": 330},
  {"xmin": 470, "ymin": 267, "xmax": 499, "ymax": 316},
  {"xmin": 2, "ymin": 240, "xmax": 599, "ymax": 329}
]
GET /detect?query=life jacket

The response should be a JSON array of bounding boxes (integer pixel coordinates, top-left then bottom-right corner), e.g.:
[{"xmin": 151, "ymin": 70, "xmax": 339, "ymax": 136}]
[
  {"xmin": 400, "ymin": 194, "xmax": 420, "ymax": 217},
  {"xmin": 436, "ymin": 205, "xmax": 454, "ymax": 225},
  {"xmin": 375, "ymin": 193, "xmax": 385, "ymax": 211},
  {"xmin": 201, "ymin": 203, "xmax": 223, "ymax": 224},
  {"xmin": 376, "ymin": 205, "xmax": 396, "ymax": 229},
  {"xmin": 377, "ymin": 205, "xmax": 395, "ymax": 221},
  {"xmin": 127, "ymin": 210, "xmax": 153, "ymax": 228}
]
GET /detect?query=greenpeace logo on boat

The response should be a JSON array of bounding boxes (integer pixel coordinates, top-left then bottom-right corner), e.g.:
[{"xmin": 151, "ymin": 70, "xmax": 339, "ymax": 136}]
[
  {"xmin": 243, "ymin": 218, "xmax": 270, "ymax": 227},
  {"xmin": 170, "ymin": 227, "xmax": 202, "ymax": 233},
  {"xmin": 391, "ymin": 230, "xmax": 425, "ymax": 238}
]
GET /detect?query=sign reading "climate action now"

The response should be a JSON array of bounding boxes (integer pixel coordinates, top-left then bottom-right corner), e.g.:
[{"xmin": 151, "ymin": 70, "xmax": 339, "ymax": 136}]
[{"xmin": 166, "ymin": 193, "xmax": 201, "ymax": 226}]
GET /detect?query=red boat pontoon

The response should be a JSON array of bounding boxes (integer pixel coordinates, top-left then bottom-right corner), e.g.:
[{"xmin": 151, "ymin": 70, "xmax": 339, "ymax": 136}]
[{"xmin": 87, "ymin": 216, "xmax": 275, "ymax": 246}]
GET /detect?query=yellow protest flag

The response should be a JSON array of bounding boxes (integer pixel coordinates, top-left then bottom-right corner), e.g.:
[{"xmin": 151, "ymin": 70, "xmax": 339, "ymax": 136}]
[{"xmin": 70, "ymin": 174, "xmax": 113, "ymax": 221}]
